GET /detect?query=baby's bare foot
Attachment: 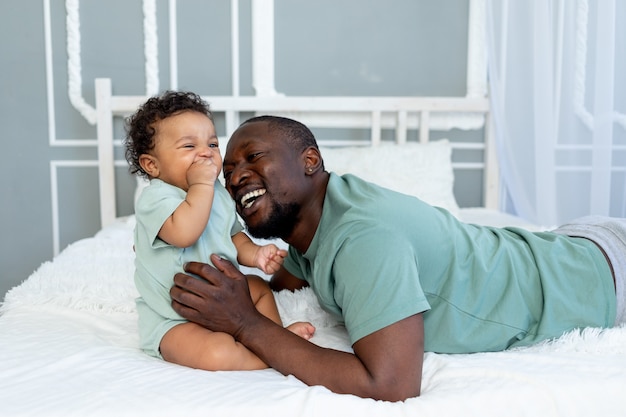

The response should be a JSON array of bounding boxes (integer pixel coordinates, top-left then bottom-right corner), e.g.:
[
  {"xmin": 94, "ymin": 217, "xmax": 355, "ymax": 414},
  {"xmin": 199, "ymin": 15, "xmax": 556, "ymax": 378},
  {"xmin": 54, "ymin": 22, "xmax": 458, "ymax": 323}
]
[{"xmin": 286, "ymin": 321, "xmax": 316, "ymax": 340}]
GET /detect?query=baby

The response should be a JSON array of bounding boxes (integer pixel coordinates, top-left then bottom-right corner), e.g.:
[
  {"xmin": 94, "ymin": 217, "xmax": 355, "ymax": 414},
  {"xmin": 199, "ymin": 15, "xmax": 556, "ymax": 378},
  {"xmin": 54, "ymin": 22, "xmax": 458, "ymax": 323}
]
[{"xmin": 125, "ymin": 91, "xmax": 314, "ymax": 370}]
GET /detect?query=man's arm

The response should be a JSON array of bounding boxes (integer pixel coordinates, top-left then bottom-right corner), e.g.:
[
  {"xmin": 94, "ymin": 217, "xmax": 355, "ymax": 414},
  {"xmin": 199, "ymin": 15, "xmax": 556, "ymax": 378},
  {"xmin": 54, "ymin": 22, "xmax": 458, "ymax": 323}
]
[{"xmin": 170, "ymin": 257, "xmax": 424, "ymax": 401}]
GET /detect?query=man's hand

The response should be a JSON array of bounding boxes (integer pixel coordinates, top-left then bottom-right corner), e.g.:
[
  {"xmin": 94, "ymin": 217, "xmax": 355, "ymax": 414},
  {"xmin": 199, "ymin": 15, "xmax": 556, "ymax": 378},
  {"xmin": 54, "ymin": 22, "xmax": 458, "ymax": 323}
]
[{"xmin": 170, "ymin": 255, "xmax": 260, "ymax": 338}]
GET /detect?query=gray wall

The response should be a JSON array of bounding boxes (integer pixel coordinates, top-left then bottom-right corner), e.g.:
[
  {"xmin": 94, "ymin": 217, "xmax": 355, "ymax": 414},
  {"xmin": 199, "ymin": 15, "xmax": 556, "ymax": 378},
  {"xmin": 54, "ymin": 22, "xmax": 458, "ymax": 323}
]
[{"xmin": 0, "ymin": 0, "xmax": 471, "ymax": 299}]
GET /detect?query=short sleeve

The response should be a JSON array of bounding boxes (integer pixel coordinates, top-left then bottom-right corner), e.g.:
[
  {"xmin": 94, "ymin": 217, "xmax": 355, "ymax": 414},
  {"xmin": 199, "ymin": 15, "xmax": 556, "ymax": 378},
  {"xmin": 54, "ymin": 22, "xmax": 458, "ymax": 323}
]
[
  {"xmin": 135, "ymin": 180, "xmax": 186, "ymax": 249},
  {"xmin": 330, "ymin": 228, "xmax": 431, "ymax": 344}
]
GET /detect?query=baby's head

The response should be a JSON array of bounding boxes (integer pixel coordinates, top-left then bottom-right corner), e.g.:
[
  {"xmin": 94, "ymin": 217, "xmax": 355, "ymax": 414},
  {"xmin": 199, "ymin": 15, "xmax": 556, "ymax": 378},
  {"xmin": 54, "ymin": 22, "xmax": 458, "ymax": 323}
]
[{"xmin": 124, "ymin": 91, "xmax": 214, "ymax": 180}]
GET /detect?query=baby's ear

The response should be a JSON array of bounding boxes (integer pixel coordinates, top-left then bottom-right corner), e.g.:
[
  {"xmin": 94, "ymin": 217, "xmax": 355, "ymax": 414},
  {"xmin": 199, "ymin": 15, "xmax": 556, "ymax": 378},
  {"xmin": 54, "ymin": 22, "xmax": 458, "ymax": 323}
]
[{"xmin": 139, "ymin": 154, "xmax": 159, "ymax": 178}]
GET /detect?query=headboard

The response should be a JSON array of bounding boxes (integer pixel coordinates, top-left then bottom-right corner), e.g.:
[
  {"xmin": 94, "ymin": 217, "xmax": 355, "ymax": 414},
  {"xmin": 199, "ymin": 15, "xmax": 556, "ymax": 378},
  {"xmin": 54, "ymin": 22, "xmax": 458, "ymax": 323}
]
[{"xmin": 95, "ymin": 77, "xmax": 498, "ymax": 229}]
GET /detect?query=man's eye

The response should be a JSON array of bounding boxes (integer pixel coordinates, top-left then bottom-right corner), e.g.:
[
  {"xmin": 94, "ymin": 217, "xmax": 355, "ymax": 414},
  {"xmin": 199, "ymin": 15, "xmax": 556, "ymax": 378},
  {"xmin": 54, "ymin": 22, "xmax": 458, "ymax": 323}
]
[{"xmin": 247, "ymin": 152, "xmax": 261, "ymax": 162}]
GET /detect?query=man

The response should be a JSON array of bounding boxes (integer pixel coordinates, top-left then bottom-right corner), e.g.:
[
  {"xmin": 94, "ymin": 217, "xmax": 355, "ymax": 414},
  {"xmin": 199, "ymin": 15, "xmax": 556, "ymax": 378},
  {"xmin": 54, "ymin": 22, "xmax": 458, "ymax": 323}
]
[{"xmin": 170, "ymin": 115, "xmax": 625, "ymax": 402}]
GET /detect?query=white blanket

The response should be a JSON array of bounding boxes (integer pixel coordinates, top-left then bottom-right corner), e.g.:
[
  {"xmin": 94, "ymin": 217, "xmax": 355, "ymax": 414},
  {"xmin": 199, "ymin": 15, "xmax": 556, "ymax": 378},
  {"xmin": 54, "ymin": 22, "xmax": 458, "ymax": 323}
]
[{"xmin": 1, "ymin": 214, "xmax": 625, "ymax": 417}]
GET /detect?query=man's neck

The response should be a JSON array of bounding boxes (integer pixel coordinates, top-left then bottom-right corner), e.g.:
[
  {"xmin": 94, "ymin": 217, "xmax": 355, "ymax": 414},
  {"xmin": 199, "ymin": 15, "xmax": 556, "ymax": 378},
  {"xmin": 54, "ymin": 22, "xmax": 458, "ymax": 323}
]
[{"xmin": 284, "ymin": 172, "xmax": 329, "ymax": 254}]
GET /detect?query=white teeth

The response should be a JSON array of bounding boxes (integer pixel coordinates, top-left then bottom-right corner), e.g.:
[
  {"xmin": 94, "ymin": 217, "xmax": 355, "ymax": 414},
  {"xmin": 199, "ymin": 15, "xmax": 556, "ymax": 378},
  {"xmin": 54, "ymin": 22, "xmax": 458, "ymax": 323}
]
[{"xmin": 240, "ymin": 189, "xmax": 266, "ymax": 209}]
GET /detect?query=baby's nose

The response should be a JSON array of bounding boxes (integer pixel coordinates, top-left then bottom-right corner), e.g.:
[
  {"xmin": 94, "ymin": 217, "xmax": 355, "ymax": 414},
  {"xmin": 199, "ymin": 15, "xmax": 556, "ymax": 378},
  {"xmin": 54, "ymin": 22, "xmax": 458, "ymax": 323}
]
[{"xmin": 198, "ymin": 146, "xmax": 214, "ymax": 157}]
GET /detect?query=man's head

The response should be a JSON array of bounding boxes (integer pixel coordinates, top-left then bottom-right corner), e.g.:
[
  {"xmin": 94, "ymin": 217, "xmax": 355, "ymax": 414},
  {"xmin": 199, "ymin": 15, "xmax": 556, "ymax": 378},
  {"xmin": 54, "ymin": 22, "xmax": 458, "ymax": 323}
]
[
  {"xmin": 237, "ymin": 115, "xmax": 319, "ymax": 154},
  {"xmin": 223, "ymin": 116, "xmax": 324, "ymax": 241}
]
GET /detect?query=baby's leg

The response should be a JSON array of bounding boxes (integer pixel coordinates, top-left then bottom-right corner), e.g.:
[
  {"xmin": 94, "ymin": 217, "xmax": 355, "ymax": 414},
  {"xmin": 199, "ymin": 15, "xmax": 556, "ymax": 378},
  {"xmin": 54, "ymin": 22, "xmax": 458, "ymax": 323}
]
[
  {"xmin": 160, "ymin": 322, "xmax": 267, "ymax": 371},
  {"xmin": 286, "ymin": 321, "xmax": 316, "ymax": 340},
  {"xmin": 247, "ymin": 275, "xmax": 316, "ymax": 340},
  {"xmin": 246, "ymin": 274, "xmax": 283, "ymax": 326}
]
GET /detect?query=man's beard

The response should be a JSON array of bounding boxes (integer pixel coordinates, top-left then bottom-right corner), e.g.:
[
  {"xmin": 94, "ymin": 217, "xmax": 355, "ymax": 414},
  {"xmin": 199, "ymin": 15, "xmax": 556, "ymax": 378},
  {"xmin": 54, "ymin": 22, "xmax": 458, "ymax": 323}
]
[{"xmin": 246, "ymin": 200, "xmax": 300, "ymax": 240}]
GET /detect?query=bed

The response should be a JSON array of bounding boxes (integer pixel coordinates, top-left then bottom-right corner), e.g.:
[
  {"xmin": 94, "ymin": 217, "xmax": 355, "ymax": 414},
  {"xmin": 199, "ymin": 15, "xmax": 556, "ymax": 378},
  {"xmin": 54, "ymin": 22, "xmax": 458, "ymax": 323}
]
[{"xmin": 1, "ymin": 78, "xmax": 625, "ymax": 416}]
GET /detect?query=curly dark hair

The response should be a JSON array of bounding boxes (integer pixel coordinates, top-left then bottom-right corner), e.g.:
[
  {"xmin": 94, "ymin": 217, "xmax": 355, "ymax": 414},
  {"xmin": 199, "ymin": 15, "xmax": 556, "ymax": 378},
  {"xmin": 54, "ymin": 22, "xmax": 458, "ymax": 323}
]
[{"xmin": 124, "ymin": 91, "xmax": 213, "ymax": 179}]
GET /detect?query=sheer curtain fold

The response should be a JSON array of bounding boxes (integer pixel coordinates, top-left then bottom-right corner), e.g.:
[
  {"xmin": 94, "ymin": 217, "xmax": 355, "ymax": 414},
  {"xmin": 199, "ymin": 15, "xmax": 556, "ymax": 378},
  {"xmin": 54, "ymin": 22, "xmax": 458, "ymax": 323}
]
[{"xmin": 486, "ymin": 0, "xmax": 625, "ymax": 226}]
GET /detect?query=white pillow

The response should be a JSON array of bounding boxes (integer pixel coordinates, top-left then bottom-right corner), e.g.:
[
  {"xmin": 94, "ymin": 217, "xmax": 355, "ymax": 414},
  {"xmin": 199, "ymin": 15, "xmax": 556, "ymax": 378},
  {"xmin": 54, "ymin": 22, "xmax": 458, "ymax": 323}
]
[{"xmin": 320, "ymin": 140, "xmax": 460, "ymax": 216}]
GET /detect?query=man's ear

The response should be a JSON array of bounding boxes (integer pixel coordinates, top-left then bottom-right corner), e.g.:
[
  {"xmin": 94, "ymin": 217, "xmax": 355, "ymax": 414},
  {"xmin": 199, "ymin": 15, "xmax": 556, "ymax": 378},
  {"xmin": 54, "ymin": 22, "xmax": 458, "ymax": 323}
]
[
  {"xmin": 303, "ymin": 147, "xmax": 322, "ymax": 174},
  {"xmin": 139, "ymin": 154, "xmax": 159, "ymax": 178}
]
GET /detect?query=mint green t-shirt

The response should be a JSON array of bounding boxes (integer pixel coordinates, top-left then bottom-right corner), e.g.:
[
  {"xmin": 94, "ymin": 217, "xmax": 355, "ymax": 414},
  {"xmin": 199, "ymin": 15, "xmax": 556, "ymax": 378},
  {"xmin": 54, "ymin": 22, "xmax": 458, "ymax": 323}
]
[
  {"xmin": 133, "ymin": 179, "xmax": 243, "ymax": 357},
  {"xmin": 282, "ymin": 173, "xmax": 615, "ymax": 353}
]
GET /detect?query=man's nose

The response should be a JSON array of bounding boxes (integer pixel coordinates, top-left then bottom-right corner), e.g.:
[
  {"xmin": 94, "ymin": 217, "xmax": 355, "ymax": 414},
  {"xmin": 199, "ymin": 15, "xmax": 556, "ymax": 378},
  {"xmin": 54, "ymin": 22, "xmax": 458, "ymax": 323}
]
[{"xmin": 226, "ymin": 164, "xmax": 249, "ymax": 188}]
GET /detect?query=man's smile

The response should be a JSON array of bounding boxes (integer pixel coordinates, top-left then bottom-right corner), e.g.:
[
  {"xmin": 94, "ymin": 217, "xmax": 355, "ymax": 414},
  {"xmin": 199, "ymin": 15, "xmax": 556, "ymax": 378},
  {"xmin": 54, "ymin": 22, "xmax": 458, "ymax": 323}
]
[{"xmin": 240, "ymin": 188, "xmax": 266, "ymax": 210}]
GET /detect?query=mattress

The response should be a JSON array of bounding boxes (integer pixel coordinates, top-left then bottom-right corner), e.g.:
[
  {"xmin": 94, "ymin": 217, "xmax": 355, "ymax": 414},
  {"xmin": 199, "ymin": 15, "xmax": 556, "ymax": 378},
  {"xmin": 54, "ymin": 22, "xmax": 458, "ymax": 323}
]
[{"xmin": 1, "ymin": 210, "xmax": 625, "ymax": 417}]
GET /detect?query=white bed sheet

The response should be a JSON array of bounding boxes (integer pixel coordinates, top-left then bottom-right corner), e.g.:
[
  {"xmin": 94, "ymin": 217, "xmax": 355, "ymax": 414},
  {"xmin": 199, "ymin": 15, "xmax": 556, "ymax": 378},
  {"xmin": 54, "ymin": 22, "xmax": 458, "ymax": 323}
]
[{"xmin": 1, "ymin": 210, "xmax": 625, "ymax": 417}]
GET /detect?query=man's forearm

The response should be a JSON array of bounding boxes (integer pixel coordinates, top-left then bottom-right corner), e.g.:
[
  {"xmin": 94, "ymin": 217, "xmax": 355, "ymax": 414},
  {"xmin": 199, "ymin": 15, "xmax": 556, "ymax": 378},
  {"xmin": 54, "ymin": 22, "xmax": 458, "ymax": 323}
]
[
  {"xmin": 235, "ymin": 314, "xmax": 424, "ymax": 401},
  {"xmin": 234, "ymin": 313, "xmax": 411, "ymax": 401}
]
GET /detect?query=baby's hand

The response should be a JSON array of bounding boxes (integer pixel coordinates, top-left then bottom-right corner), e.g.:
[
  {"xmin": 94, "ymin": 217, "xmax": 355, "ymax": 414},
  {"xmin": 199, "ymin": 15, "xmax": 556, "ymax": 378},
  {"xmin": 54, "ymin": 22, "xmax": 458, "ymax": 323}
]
[
  {"xmin": 187, "ymin": 157, "xmax": 220, "ymax": 187},
  {"xmin": 254, "ymin": 244, "xmax": 287, "ymax": 275}
]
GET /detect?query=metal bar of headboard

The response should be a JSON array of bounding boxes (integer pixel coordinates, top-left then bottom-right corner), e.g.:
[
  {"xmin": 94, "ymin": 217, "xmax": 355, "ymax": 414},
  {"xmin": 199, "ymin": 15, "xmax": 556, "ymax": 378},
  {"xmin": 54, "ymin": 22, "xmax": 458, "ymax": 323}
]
[{"xmin": 95, "ymin": 78, "xmax": 496, "ymax": 227}]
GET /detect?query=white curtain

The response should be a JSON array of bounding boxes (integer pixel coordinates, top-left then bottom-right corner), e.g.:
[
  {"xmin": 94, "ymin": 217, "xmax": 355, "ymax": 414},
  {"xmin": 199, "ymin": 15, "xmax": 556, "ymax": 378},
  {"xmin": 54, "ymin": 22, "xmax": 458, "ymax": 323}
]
[{"xmin": 486, "ymin": 0, "xmax": 626, "ymax": 227}]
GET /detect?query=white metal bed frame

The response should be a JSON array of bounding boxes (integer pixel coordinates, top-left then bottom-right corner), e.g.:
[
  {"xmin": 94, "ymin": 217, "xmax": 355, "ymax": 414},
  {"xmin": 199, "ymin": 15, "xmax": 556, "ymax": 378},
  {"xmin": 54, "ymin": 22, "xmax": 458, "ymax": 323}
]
[{"xmin": 95, "ymin": 77, "xmax": 498, "ymax": 229}]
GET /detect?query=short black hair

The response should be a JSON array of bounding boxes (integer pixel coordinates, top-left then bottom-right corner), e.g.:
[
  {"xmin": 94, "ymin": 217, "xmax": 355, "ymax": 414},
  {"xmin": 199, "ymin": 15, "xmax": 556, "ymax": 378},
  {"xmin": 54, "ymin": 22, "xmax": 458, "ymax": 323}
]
[{"xmin": 240, "ymin": 115, "xmax": 319, "ymax": 153}]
